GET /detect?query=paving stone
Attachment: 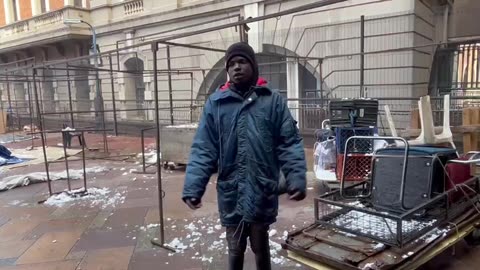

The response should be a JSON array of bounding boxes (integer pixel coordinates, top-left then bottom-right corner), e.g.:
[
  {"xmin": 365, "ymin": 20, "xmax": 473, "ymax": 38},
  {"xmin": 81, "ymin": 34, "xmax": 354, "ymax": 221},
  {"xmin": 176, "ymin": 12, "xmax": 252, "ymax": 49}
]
[
  {"xmin": 64, "ymin": 251, "xmax": 86, "ymax": 261},
  {"xmin": 0, "ymin": 220, "xmax": 40, "ymax": 243},
  {"xmin": 125, "ymin": 187, "xmax": 155, "ymax": 200},
  {"xmin": 117, "ymin": 197, "xmax": 156, "ymax": 209},
  {"xmin": 22, "ymin": 216, "xmax": 94, "ymax": 241},
  {"xmin": 71, "ymin": 229, "xmax": 136, "ymax": 252},
  {"xmin": 77, "ymin": 246, "xmax": 134, "ymax": 270},
  {"xmin": 103, "ymin": 207, "xmax": 148, "ymax": 230},
  {"xmin": 16, "ymin": 231, "xmax": 83, "ymax": 265},
  {"xmin": 0, "ymin": 240, "xmax": 35, "ymax": 260},
  {"xmin": 143, "ymin": 208, "xmax": 159, "ymax": 224},
  {"xmin": 0, "ymin": 216, "xmax": 9, "ymax": 227},
  {"xmin": 88, "ymin": 211, "xmax": 113, "ymax": 230},
  {"xmin": 0, "ymin": 259, "xmax": 16, "ymax": 267},
  {"xmin": 134, "ymin": 227, "xmax": 159, "ymax": 253},
  {"xmin": 0, "ymin": 260, "xmax": 79, "ymax": 270},
  {"xmin": 0, "ymin": 137, "xmax": 478, "ymax": 270},
  {"xmin": 128, "ymin": 249, "xmax": 201, "ymax": 270},
  {"xmin": 0, "ymin": 206, "xmax": 53, "ymax": 220}
]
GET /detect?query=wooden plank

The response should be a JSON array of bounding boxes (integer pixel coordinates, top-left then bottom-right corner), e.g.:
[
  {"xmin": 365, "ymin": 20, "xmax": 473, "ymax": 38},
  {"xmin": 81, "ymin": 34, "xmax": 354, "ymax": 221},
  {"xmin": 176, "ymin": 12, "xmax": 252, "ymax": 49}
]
[
  {"xmin": 287, "ymin": 250, "xmax": 336, "ymax": 270},
  {"xmin": 0, "ymin": 111, "xmax": 6, "ymax": 134},
  {"xmin": 472, "ymin": 108, "xmax": 480, "ymax": 151},
  {"xmin": 464, "ymin": 108, "xmax": 473, "ymax": 153},
  {"xmin": 410, "ymin": 109, "xmax": 420, "ymax": 129},
  {"xmin": 400, "ymin": 125, "xmax": 480, "ymax": 137}
]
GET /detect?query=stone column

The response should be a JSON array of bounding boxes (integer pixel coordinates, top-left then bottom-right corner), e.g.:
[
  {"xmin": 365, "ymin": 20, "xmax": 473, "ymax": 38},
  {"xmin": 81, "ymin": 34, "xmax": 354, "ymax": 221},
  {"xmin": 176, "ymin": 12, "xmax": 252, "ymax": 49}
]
[
  {"xmin": 286, "ymin": 59, "xmax": 299, "ymax": 122},
  {"xmin": 31, "ymin": 0, "xmax": 41, "ymax": 16},
  {"xmin": 143, "ymin": 72, "xmax": 153, "ymax": 121},
  {"xmin": 3, "ymin": 0, "xmax": 15, "ymax": 24},
  {"xmin": 243, "ymin": 3, "xmax": 260, "ymax": 52}
]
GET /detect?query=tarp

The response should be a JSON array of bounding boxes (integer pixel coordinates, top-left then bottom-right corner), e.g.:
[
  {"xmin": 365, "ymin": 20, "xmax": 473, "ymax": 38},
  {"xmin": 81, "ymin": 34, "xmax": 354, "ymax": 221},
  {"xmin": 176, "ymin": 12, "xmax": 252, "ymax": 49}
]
[
  {"xmin": 0, "ymin": 166, "xmax": 108, "ymax": 191},
  {"xmin": 1, "ymin": 147, "xmax": 82, "ymax": 171},
  {"xmin": 0, "ymin": 144, "xmax": 25, "ymax": 166}
]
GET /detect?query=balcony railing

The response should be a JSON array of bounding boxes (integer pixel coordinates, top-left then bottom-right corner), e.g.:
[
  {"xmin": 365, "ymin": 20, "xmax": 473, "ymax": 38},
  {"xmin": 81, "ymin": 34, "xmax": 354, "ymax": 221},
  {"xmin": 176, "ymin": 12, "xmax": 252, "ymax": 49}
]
[
  {"xmin": 124, "ymin": 0, "xmax": 144, "ymax": 16},
  {"xmin": 0, "ymin": 7, "xmax": 90, "ymax": 43},
  {"xmin": 32, "ymin": 10, "xmax": 65, "ymax": 30}
]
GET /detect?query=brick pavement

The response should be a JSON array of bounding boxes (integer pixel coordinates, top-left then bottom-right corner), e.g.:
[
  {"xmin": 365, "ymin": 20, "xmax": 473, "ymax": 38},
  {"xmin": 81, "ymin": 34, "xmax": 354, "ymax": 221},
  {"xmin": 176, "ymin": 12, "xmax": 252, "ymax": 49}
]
[{"xmin": 0, "ymin": 134, "xmax": 478, "ymax": 269}]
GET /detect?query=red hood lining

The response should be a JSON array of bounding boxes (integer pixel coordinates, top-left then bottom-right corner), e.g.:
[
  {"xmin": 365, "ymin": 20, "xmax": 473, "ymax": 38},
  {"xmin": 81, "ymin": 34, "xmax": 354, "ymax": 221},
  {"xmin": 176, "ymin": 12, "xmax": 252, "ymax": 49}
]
[{"xmin": 220, "ymin": 77, "xmax": 268, "ymax": 91}]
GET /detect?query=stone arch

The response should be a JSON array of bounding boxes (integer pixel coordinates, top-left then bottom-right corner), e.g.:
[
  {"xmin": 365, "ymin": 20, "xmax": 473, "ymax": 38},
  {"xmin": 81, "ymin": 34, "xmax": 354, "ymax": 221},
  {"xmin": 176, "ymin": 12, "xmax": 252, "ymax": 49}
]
[
  {"xmin": 197, "ymin": 43, "xmax": 319, "ymax": 100},
  {"xmin": 196, "ymin": 59, "xmax": 227, "ymax": 101},
  {"xmin": 118, "ymin": 52, "xmax": 148, "ymax": 119},
  {"xmin": 74, "ymin": 66, "xmax": 91, "ymax": 112},
  {"xmin": 12, "ymin": 71, "xmax": 27, "ymax": 115},
  {"xmin": 42, "ymin": 69, "xmax": 55, "ymax": 113},
  {"xmin": 197, "ymin": 43, "xmax": 321, "ymax": 129}
]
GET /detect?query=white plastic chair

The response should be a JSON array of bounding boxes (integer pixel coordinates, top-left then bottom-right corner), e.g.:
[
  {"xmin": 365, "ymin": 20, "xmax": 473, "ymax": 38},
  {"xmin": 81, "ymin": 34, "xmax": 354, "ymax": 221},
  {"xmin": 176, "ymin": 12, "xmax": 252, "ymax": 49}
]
[
  {"xmin": 408, "ymin": 95, "xmax": 455, "ymax": 149},
  {"xmin": 384, "ymin": 105, "xmax": 398, "ymax": 137},
  {"xmin": 435, "ymin": 94, "xmax": 455, "ymax": 149}
]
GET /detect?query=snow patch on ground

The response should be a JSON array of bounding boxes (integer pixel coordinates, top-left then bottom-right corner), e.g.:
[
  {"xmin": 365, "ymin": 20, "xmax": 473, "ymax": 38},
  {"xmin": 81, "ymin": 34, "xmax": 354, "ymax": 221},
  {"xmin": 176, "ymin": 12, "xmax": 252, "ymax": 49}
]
[
  {"xmin": 44, "ymin": 187, "xmax": 125, "ymax": 209},
  {"xmin": 373, "ymin": 243, "xmax": 385, "ymax": 251},
  {"xmin": 1, "ymin": 166, "xmax": 109, "ymax": 191},
  {"xmin": 137, "ymin": 150, "xmax": 159, "ymax": 164},
  {"xmin": 8, "ymin": 200, "xmax": 23, "ymax": 206},
  {"xmin": 168, "ymin": 238, "xmax": 188, "ymax": 252},
  {"xmin": 362, "ymin": 262, "xmax": 378, "ymax": 270},
  {"xmin": 159, "ymin": 217, "xmax": 298, "ymax": 267},
  {"xmin": 165, "ymin": 123, "xmax": 198, "ymax": 129}
]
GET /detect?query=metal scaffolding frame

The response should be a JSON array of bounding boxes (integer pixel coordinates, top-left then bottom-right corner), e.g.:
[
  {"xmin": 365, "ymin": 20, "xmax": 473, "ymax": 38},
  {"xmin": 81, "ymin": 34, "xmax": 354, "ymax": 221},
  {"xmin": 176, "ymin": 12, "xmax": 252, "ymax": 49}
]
[{"xmin": 1, "ymin": 0, "xmax": 480, "ymax": 253}]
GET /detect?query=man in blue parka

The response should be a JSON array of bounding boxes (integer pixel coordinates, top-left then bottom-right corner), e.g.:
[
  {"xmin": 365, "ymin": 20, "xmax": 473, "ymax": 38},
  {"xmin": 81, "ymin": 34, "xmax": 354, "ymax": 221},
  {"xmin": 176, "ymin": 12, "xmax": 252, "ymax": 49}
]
[{"xmin": 182, "ymin": 42, "xmax": 307, "ymax": 270}]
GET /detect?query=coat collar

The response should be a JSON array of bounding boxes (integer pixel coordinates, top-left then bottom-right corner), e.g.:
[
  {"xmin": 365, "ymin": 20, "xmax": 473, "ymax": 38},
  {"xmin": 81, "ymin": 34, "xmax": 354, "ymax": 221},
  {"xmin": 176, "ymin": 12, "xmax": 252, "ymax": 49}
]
[{"xmin": 211, "ymin": 77, "xmax": 271, "ymax": 101}]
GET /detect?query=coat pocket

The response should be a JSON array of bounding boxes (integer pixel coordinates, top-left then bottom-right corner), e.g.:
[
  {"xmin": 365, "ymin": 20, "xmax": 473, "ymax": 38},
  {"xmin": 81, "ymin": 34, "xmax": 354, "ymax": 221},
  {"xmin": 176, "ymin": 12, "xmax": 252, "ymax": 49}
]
[
  {"xmin": 256, "ymin": 176, "xmax": 278, "ymax": 196},
  {"xmin": 217, "ymin": 178, "xmax": 238, "ymax": 219},
  {"xmin": 255, "ymin": 176, "xmax": 278, "ymax": 217},
  {"xmin": 253, "ymin": 113, "xmax": 274, "ymax": 152}
]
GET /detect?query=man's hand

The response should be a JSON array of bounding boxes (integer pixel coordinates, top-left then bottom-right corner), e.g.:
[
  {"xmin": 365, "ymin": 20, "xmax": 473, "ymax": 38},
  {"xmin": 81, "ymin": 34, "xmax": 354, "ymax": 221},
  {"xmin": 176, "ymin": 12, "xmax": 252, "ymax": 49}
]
[
  {"xmin": 288, "ymin": 190, "xmax": 306, "ymax": 201},
  {"xmin": 184, "ymin": 197, "xmax": 202, "ymax": 210}
]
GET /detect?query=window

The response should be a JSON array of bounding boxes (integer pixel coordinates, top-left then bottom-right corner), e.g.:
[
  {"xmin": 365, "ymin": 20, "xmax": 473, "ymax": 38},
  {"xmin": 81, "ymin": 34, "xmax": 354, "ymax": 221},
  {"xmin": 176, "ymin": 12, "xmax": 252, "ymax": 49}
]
[
  {"xmin": 12, "ymin": 0, "xmax": 18, "ymax": 21},
  {"xmin": 74, "ymin": 0, "xmax": 83, "ymax": 7},
  {"xmin": 40, "ymin": 0, "xmax": 47, "ymax": 13}
]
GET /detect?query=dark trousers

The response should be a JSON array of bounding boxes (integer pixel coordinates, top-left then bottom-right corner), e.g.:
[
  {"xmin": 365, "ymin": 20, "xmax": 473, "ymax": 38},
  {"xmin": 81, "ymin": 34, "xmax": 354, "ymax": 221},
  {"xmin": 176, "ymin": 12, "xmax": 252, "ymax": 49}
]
[{"xmin": 226, "ymin": 223, "xmax": 272, "ymax": 270}]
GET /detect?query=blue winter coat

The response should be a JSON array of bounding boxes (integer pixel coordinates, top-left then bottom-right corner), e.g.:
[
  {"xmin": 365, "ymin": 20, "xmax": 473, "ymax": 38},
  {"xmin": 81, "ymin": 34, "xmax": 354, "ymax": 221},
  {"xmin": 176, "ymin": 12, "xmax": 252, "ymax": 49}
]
[{"xmin": 182, "ymin": 79, "xmax": 307, "ymax": 226}]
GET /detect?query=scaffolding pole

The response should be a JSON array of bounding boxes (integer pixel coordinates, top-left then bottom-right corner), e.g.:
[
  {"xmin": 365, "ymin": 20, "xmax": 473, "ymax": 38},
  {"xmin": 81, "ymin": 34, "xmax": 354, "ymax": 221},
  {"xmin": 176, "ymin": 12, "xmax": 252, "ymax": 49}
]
[{"xmin": 150, "ymin": 42, "xmax": 176, "ymax": 253}]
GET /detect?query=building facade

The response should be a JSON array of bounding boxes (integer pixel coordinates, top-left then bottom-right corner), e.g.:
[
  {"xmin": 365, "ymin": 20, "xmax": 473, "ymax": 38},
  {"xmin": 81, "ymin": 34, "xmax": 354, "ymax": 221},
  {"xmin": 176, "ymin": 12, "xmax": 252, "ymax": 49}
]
[{"xmin": 0, "ymin": 0, "xmax": 476, "ymax": 129}]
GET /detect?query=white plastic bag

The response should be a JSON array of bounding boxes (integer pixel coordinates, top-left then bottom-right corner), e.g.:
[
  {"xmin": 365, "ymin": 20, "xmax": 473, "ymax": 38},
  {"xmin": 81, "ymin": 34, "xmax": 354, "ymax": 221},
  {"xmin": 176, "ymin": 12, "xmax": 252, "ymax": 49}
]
[{"xmin": 314, "ymin": 138, "xmax": 337, "ymax": 181}]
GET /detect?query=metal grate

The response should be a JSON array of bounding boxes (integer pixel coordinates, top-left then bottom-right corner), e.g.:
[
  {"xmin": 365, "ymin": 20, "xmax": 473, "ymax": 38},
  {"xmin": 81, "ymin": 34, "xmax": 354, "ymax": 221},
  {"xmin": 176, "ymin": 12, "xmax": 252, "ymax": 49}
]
[
  {"xmin": 316, "ymin": 196, "xmax": 444, "ymax": 247},
  {"xmin": 336, "ymin": 127, "xmax": 376, "ymax": 154},
  {"xmin": 336, "ymin": 154, "xmax": 373, "ymax": 181},
  {"xmin": 326, "ymin": 209, "xmax": 436, "ymax": 244}
]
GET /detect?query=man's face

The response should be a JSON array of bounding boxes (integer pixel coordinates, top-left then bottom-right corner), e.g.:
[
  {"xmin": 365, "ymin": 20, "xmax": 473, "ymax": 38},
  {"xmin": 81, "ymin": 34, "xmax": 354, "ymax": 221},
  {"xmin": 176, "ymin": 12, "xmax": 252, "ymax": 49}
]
[{"xmin": 227, "ymin": 56, "xmax": 253, "ymax": 85}]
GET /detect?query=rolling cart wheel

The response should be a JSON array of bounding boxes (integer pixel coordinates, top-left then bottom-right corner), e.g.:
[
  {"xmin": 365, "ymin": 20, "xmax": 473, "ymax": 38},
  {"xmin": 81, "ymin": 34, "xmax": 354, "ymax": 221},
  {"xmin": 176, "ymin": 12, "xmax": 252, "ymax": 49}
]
[{"xmin": 465, "ymin": 229, "xmax": 480, "ymax": 246}]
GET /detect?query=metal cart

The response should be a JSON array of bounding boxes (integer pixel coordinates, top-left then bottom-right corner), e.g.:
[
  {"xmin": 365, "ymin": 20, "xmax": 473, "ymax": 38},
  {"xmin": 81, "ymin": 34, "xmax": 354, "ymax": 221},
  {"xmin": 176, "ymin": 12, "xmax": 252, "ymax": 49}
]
[{"xmin": 283, "ymin": 136, "xmax": 480, "ymax": 270}]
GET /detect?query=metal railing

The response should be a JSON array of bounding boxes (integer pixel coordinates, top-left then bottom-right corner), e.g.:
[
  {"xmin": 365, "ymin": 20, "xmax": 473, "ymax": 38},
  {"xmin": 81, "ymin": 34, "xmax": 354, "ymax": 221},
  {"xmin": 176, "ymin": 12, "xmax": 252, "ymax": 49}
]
[
  {"xmin": 5, "ymin": 95, "xmax": 480, "ymax": 136},
  {"xmin": 0, "ymin": 7, "xmax": 89, "ymax": 39},
  {"xmin": 124, "ymin": 0, "xmax": 144, "ymax": 16}
]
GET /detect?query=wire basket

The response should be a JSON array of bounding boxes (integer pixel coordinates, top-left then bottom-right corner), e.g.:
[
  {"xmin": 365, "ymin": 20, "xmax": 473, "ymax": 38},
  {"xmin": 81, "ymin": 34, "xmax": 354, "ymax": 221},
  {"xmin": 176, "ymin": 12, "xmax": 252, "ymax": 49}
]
[
  {"xmin": 335, "ymin": 127, "xmax": 376, "ymax": 154},
  {"xmin": 323, "ymin": 207, "xmax": 437, "ymax": 245},
  {"xmin": 336, "ymin": 154, "xmax": 372, "ymax": 181},
  {"xmin": 314, "ymin": 182, "xmax": 451, "ymax": 247}
]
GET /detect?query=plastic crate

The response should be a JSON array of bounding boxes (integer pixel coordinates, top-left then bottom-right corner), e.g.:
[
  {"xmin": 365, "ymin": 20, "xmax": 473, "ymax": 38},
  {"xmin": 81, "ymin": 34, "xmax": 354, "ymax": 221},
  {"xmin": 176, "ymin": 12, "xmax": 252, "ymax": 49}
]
[
  {"xmin": 335, "ymin": 127, "xmax": 376, "ymax": 154},
  {"xmin": 336, "ymin": 154, "xmax": 373, "ymax": 181},
  {"xmin": 329, "ymin": 99, "xmax": 378, "ymax": 127}
]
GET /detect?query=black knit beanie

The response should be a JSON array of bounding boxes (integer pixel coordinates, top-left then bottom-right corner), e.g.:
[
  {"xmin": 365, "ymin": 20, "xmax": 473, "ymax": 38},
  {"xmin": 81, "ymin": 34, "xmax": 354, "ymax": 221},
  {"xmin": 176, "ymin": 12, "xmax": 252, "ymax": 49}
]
[{"xmin": 225, "ymin": 42, "xmax": 259, "ymax": 85}]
